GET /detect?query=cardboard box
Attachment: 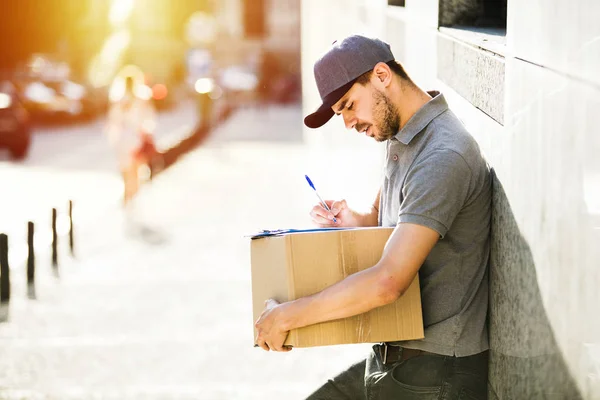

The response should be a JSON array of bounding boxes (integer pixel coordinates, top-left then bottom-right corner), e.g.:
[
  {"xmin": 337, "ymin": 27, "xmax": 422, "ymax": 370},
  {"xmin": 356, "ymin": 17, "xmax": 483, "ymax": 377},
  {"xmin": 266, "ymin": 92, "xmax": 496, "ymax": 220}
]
[{"xmin": 250, "ymin": 227, "xmax": 424, "ymax": 348}]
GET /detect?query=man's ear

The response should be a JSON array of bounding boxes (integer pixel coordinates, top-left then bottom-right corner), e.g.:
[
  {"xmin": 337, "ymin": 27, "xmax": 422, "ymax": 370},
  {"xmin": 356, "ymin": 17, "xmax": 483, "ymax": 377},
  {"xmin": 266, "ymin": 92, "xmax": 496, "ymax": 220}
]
[{"xmin": 372, "ymin": 62, "xmax": 393, "ymax": 88}]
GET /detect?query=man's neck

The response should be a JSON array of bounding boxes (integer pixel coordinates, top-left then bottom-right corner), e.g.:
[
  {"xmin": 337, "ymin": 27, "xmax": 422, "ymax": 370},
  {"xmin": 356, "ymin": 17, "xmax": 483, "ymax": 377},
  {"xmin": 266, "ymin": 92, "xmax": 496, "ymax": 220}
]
[{"xmin": 395, "ymin": 82, "xmax": 433, "ymax": 130}]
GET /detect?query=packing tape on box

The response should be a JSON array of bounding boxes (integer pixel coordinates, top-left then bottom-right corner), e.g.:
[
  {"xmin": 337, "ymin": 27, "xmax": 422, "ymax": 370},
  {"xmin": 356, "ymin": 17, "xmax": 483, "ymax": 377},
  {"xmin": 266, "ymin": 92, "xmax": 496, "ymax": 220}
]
[{"xmin": 355, "ymin": 312, "xmax": 371, "ymax": 342}]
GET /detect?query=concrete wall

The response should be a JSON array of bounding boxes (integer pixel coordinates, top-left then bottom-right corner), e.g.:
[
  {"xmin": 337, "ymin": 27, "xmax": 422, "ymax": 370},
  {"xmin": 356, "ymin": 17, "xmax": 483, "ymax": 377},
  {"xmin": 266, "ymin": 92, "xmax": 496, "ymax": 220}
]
[{"xmin": 301, "ymin": 0, "xmax": 600, "ymax": 398}]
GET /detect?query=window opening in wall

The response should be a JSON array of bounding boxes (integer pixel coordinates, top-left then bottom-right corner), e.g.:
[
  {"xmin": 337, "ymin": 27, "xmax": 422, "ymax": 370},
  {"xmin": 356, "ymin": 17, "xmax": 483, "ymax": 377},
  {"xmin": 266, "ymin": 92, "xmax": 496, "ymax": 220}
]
[
  {"xmin": 439, "ymin": 0, "xmax": 506, "ymax": 31},
  {"xmin": 438, "ymin": 0, "xmax": 507, "ymax": 54},
  {"xmin": 388, "ymin": 0, "xmax": 405, "ymax": 7}
]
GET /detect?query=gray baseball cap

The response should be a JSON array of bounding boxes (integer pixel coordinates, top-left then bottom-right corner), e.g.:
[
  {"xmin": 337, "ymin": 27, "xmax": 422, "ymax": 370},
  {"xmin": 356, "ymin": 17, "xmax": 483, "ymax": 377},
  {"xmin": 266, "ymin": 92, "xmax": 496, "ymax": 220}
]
[{"xmin": 304, "ymin": 35, "xmax": 395, "ymax": 129}]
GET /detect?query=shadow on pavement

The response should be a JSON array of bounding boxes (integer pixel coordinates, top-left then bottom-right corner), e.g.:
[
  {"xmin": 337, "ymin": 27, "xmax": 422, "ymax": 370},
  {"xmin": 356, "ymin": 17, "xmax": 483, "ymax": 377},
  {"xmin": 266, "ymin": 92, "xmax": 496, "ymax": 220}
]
[
  {"xmin": 0, "ymin": 304, "xmax": 8, "ymax": 322},
  {"xmin": 151, "ymin": 104, "xmax": 235, "ymax": 180},
  {"xmin": 125, "ymin": 222, "xmax": 169, "ymax": 246}
]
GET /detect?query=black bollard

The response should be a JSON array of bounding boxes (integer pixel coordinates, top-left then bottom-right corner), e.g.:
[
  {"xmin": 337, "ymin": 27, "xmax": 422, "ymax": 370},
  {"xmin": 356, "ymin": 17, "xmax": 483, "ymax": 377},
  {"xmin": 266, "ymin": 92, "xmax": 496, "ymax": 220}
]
[
  {"xmin": 51, "ymin": 208, "xmax": 58, "ymax": 269},
  {"xmin": 0, "ymin": 234, "xmax": 10, "ymax": 303},
  {"xmin": 27, "ymin": 222, "xmax": 35, "ymax": 296},
  {"xmin": 68, "ymin": 200, "xmax": 74, "ymax": 256}
]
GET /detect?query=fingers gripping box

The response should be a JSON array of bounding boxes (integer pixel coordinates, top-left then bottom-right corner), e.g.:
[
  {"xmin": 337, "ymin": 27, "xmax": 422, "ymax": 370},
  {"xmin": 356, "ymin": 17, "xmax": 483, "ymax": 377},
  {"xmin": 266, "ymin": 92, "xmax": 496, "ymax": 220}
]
[{"xmin": 250, "ymin": 227, "xmax": 424, "ymax": 348}]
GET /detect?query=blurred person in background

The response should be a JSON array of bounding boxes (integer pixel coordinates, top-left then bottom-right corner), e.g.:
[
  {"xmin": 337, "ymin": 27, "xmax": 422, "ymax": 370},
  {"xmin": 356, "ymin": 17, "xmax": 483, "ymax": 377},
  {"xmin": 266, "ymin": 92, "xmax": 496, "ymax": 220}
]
[{"xmin": 105, "ymin": 66, "xmax": 157, "ymax": 207}]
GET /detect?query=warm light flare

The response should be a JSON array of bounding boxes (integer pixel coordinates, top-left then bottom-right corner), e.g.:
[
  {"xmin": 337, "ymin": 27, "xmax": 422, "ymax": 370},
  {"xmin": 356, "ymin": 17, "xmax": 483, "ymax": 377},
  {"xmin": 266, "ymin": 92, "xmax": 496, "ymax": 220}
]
[
  {"xmin": 195, "ymin": 78, "xmax": 214, "ymax": 94},
  {"xmin": 88, "ymin": 30, "xmax": 131, "ymax": 88},
  {"xmin": 152, "ymin": 84, "xmax": 168, "ymax": 100},
  {"xmin": 109, "ymin": 0, "xmax": 135, "ymax": 27},
  {"xmin": 134, "ymin": 85, "xmax": 153, "ymax": 101},
  {"xmin": 0, "ymin": 93, "xmax": 11, "ymax": 109}
]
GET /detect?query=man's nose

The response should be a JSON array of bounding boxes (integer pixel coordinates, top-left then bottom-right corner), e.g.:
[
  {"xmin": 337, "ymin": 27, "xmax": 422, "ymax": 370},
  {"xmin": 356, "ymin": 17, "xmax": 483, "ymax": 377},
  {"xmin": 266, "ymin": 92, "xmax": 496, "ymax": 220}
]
[{"xmin": 343, "ymin": 114, "xmax": 356, "ymax": 130}]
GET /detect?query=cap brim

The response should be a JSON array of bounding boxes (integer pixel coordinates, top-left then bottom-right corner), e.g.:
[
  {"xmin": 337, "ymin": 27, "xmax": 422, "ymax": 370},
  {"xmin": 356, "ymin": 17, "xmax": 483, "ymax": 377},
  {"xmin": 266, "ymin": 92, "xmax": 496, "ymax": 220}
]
[
  {"xmin": 304, "ymin": 104, "xmax": 335, "ymax": 129},
  {"xmin": 303, "ymin": 79, "xmax": 357, "ymax": 129}
]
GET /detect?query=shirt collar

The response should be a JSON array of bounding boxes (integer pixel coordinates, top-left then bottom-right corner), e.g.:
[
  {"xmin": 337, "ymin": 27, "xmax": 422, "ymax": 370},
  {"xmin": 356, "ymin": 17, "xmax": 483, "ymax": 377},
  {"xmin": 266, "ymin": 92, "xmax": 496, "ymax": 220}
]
[{"xmin": 394, "ymin": 91, "xmax": 448, "ymax": 145}]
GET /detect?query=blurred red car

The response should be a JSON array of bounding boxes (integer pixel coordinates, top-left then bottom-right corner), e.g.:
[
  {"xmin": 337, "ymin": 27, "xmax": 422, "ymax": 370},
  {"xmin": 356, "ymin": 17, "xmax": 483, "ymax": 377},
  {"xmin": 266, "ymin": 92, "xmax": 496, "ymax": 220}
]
[{"xmin": 0, "ymin": 81, "xmax": 31, "ymax": 159}]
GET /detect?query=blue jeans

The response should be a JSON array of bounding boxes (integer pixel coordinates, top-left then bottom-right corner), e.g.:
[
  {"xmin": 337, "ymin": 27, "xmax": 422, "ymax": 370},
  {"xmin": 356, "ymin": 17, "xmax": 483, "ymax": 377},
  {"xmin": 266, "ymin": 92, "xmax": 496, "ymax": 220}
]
[{"xmin": 306, "ymin": 345, "xmax": 489, "ymax": 400}]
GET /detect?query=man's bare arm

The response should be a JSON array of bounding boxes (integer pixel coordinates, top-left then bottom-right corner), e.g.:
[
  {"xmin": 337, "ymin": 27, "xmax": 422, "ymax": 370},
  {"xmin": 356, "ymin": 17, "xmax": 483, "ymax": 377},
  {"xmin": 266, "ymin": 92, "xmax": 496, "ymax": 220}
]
[{"xmin": 277, "ymin": 222, "xmax": 438, "ymax": 331}]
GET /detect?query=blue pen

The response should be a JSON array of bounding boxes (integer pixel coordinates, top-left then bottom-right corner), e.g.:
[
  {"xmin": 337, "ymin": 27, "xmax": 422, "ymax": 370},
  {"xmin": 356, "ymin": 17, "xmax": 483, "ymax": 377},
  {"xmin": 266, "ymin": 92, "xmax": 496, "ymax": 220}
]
[{"xmin": 305, "ymin": 175, "xmax": 337, "ymax": 223}]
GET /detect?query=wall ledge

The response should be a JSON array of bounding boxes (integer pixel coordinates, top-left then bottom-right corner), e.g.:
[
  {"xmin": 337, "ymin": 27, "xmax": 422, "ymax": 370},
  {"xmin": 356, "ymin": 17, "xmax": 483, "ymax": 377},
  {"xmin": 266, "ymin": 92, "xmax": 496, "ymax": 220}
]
[{"xmin": 437, "ymin": 33, "xmax": 505, "ymax": 125}]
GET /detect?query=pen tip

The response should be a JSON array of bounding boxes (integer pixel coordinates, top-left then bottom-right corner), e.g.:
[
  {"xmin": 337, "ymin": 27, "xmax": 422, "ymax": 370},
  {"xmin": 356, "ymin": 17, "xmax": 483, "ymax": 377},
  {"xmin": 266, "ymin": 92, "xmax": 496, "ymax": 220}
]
[{"xmin": 305, "ymin": 175, "xmax": 314, "ymax": 189}]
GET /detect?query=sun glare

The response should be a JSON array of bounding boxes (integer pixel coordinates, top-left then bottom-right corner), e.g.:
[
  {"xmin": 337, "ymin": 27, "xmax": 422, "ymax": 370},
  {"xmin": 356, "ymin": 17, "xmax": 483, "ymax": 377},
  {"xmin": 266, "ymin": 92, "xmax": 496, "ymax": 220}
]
[{"xmin": 109, "ymin": 0, "xmax": 135, "ymax": 27}]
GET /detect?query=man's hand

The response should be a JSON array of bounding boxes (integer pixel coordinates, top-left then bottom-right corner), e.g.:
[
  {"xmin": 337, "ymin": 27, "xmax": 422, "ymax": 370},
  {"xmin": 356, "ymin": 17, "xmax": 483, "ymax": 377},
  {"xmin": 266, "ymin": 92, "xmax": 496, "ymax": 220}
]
[
  {"xmin": 254, "ymin": 299, "xmax": 292, "ymax": 352},
  {"xmin": 310, "ymin": 199, "xmax": 364, "ymax": 227}
]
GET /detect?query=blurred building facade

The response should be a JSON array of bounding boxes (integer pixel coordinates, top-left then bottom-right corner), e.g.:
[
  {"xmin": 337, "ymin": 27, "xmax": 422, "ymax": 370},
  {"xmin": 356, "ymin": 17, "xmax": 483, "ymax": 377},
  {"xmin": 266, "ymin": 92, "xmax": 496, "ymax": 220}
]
[
  {"xmin": 73, "ymin": 0, "xmax": 200, "ymax": 87},
  {"xmin": 0, "ymin": 0, "xmax": 301, "ymax": 103},
  {"xmin": 301, "ymin": 0, "xmax": 599, "ymax": 399},
  {"xmin": 213, "ymin": 0, "xmax": 300, "ymax": 63},
  {"xmin": 0, "ymin": 0, "xmax": 90, "ymax": 73},
  {"xmin": 213, "ymin": 0, "xmax": 301, "ymax": 102}
]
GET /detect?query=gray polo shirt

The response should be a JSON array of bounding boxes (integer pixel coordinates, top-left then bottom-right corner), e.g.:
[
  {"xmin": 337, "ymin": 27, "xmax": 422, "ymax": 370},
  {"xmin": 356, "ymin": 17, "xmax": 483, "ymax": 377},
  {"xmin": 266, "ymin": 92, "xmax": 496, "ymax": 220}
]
[{"xmin": 379, "ymin": 91, "xmax": 491, "ymax": 357}]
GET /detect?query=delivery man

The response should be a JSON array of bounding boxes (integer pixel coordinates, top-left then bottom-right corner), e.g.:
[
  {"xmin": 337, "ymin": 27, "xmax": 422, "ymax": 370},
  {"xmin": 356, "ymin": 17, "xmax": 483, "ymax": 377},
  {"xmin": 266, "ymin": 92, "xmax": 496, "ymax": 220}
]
[{"xmin": 255, "ymin": 35, "xmax": 492, "ymax": 399}]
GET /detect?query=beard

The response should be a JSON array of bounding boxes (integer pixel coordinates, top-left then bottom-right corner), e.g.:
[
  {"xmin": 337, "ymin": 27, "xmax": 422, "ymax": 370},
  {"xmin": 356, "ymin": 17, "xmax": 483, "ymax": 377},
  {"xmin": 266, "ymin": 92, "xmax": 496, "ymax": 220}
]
[{"xmin": 370, "ymin": 89, "xmax": 400, "ymax": 142}]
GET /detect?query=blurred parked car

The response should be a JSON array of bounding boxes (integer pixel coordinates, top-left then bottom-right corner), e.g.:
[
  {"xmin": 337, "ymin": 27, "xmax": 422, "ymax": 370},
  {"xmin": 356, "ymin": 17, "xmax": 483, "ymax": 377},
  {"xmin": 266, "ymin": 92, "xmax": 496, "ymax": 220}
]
[
  {"xmin": 215, "ymin": 65, "xmax": 259, "ymax": 107},
  {"xmin": 44, "ymin": 79, "xmax": 107, "ymax": 120},
  {"xmin": 0, "ymin": 81, "xmax": 31, "ymax": 159},
  {"xmin": 10, "ymin": 53, "xmax": 107, "ymax": 123},
  {"xmin": 15, "ymin": 77, "xmax": 106, "ymax": 122}
]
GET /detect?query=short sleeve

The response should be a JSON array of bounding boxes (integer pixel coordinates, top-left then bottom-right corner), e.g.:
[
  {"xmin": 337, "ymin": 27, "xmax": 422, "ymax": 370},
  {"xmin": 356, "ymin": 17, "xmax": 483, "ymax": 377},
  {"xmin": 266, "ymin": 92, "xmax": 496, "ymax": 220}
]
[{"xmin": 398, "ymin": 149, "xmax": 472, "ymax": 238}]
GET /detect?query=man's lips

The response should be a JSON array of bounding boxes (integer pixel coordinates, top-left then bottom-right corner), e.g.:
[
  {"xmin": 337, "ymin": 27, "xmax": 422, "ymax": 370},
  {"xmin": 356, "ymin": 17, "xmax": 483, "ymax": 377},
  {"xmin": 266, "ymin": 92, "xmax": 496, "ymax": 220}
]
[{"xmin": 357, "ymin": 124, "xmax": 371, "ymax": 135}]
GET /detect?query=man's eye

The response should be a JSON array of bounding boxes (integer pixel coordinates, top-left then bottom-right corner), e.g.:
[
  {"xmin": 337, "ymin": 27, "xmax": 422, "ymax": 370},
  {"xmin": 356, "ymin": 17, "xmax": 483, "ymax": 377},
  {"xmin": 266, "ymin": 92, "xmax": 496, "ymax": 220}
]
[{"xmin": 347, "ymin": 103, "xmax": 353, "ymax": 111}]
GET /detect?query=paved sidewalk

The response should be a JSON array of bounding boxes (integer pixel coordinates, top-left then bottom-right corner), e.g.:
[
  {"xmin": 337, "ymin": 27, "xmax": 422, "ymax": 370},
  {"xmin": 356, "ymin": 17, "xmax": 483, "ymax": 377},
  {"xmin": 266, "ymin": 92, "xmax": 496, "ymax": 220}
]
[{"xmin": 0, "ymin": 104, "xmax": 372, "ymax": 400}]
